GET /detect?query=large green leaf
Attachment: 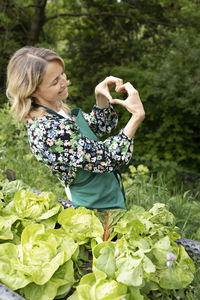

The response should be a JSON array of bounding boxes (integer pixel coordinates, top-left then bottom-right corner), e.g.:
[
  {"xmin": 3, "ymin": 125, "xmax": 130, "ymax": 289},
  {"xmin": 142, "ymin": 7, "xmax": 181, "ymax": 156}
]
[
  {"xmin": 93, "ymin": 242, "xmax": 116, "ymax": 278},
  {"xmin": 0, "ymin": 214, "xmax": 18, "ymax": 240},
  {"xmin": 116, "ymin": 256, "xmax": 144, "ymax": 287},
  {"xmin": 148, "ymin": 203, "xmax": 176, "ymax": 227},
  {"xmin": 152, "ymin": 236, "xmax": 172, "ymax": 266},
  {"xmin": 114, "ymin": 210, "xmax": 145, "ymax": 238},
  {"xmin": 69, "ymin": 271, "xmax": 128, "ymax": 300},
  {"xmin": 159, "ymin": 246, "xmax": 195, "ymax": 289},
  {"xmin": 14, "ymin": 190, "xmax": 63, "ymax": 220},
  {"xmin": 0, "ymin": 243, "xmax": 32, "ymax": 290},
  {"xmin": 58, "ymin": 207, "xmax": 104, "ymax": 244},
  {"xmin": 21, "ymin": 260, "xmax": 75, "ymax": 300},
  {"xmin": 14, "ymin": 224, "xmax": 77, "ymax": 285}
]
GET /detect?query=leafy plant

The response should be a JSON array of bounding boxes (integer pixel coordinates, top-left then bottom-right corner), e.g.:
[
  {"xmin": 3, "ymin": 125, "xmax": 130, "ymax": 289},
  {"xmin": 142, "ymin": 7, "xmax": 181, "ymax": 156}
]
[
  {"xmin": 123, "ymin": 164, "xmax": 200, "ymax": 242},
  {"xmin": 0, "ymin": 182, "xmax": 198, "ymax": 299},
  {"xmin": 69, "ymin": 203, "xmax": 195, "ymax": 299}
]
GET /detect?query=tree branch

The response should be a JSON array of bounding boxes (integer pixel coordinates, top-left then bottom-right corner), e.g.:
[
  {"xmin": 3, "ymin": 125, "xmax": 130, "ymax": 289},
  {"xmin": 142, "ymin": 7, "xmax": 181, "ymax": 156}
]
[
  {"xmin": 25, "ymin": 0, "xmax": 47, "ymax": 9},
  {"xmin": 45, "ymin": 12, "xmax": 180, "ymax": 28},
  {"xmin": 45, "ymin": 12, "xmax": 130, "ymax": 22},
  {"xmin": 28, "ymin": 0, "xmax": 47, "ymax": 45}
]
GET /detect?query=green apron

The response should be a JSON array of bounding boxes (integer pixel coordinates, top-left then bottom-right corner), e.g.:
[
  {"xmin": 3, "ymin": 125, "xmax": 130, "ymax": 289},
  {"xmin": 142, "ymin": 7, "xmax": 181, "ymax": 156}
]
[
  {"xmin": 32, "ymin": 103, "xmax": 126, "ymax": 211},
  {"xmin": 70, "ymin": 108, "xmax": 126, "ymax": 210}
]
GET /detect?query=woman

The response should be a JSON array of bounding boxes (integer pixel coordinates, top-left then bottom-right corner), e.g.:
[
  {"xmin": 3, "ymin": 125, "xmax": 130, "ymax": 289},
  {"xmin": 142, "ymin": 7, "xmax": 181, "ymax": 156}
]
[{"xmin": 6, "ymin": 46, "xmax": 145, "ymax": 210}]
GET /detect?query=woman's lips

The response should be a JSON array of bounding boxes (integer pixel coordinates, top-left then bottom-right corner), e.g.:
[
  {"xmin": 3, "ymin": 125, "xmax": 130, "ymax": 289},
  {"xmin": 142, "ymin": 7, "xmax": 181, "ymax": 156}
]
[{"xmin": 59, "ymin": 88, "xmax": 68, "ymax": 94}]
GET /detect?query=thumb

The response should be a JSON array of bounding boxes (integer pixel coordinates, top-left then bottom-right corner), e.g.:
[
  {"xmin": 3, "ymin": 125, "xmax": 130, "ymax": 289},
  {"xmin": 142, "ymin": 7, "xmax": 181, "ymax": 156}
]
[
  {"xmin": 97, "ymin": 89, "xmax": 112, "ymax": 102},
  {"xmin": 104, "ymin": 90, "xmax": 112, "ymax": 102}
]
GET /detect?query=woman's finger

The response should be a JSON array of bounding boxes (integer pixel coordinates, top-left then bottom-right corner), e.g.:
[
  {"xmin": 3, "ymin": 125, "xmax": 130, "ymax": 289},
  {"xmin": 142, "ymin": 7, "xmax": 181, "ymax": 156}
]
[
  {"xmin": 110, "ymin": 98, "xmax": 126, "ymax": 106},
  {"xmin": 115, "ymin": 85, "xmax": 127, "ymax": 93},
  {"xmin": 103, "ymin": 90, "xmax": 112, "ymax": 101},
  {"xmin": 106, "ymin": 76, "xmax": 123, "ymax": 89},
  {"xmin": 116, "ymin": 82, "xmax": 136, "ymax": 94}
]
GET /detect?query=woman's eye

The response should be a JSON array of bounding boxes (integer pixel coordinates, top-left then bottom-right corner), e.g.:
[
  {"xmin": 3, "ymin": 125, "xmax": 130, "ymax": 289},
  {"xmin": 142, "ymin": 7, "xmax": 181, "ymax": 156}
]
[{"xmin": 52, "ymin": 80, "xmax": 58, "ymax": 85}]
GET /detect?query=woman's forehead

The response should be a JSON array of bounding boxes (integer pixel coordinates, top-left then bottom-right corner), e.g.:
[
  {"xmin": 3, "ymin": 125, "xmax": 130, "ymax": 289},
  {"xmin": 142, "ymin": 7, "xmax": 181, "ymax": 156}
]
[{"xmin": 42, "ymin": 61, "xmax": 64, "ymax": 83}]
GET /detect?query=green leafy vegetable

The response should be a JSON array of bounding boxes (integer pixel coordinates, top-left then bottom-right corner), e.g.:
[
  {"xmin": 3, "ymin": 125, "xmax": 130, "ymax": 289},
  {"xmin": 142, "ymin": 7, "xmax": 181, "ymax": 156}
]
[
  {"xmin": 21, "ymin": 260, "xmax": 75, "ymax": 300},
  {"xmin": 96, "ymin": 209, "xmax": 126, "ymax": 241},
  {"xmin": 0, "ymin": 180, "xmax": 196, "ymax": 300},
  {"xmin": 0, "ymin": 190, "xmax": 63, "ymax": 240},
  {"xmin": 0, "ymin": 223, "xmax": 78, "ymax": 292},
  {"xmin": 0, "ymin": 180, "xmax": 31, "ymax": 203},
  {"xmin": 68, "ymin": 270, "xmax": 128, "ymax": 300},
  {"xmin": 14, "ymin": 190, "xmax": 63, "ymax": 220},
  {"xmin": 58, "ymin": 207, "xmax": 104, "ymax": 244},
  {"xmin": 0, "ymin": 242, "xmax": 32, "ymax": 290},
  {"xmin": 93, "ymin": 242, "xmax": 116, "ymax": 278},
  {"xmin": 159, "ymin": 246, "xmax": 195, "ymax": 289},
  {"xmin": 0, "ymin": 214, "xmax": 18, "ymax": 240},
  {"xmin": 14, "ymin": 224, "xmax": 78, "ymax": 285}
]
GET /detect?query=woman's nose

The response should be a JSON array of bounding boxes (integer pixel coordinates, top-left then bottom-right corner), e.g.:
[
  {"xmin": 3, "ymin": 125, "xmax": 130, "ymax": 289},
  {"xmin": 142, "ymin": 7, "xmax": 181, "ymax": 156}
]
[{"xmin": 60, "ymin": 75, "xmax": 68, "ymax": 87}]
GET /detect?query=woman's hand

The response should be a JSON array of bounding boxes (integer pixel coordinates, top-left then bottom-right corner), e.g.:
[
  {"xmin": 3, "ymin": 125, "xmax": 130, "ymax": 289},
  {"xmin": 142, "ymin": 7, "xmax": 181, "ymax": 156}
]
[
  {"xmin": 95, "ymin": 77, "xmax": 145, "ymax": 138},
  {"xmin": 111, "ymin": 82, "xmax": 145, "ymax": 121},
  {"xmin": 109, "ymin": 82, "xmax": 145, "ymax": 138},
  {"xmin": 95, "ymin": 76, "xmax": 123, "ymax": 108}
]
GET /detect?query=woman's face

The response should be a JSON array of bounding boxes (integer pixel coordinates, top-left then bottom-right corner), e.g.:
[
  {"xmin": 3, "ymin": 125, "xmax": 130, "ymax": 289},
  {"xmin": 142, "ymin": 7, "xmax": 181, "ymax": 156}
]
[{"xmin": 33, "ymin": 60, "xmax": 69, "ymax": 107}]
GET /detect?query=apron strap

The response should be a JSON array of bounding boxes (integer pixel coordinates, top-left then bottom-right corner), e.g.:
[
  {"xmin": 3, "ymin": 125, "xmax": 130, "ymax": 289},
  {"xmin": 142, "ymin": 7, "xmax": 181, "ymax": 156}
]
[{"xmin": 32, "ymin": 103, "xmax": 65, "ymax": 118}]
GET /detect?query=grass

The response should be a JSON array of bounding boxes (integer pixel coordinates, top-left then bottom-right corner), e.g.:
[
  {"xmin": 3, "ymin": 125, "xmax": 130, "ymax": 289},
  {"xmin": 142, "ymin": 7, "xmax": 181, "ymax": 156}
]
[{"xmin": 124, "ymin": 171, "xmax": 200, "ymax": 242}]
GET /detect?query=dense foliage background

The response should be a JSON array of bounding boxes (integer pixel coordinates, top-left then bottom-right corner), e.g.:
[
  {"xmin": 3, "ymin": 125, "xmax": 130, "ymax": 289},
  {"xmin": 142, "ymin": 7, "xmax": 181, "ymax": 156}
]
[{"xmin": 0, "ymin": 0, "xmax": 200, "ymax": 173}]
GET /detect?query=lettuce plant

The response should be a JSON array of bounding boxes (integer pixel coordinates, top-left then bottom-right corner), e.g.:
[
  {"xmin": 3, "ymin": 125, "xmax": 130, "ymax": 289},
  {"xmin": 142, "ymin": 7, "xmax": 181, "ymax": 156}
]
[
  {"xmin": 0, "ymin": 223, "xmax": 78, "ymax": 297},
  {"xmin": 0, "ymin": 190, "xmax": 63, "ymax": 242},
  {"xmin": 58, "ymin": 207, "xmax": 104, "ymax": 244},
  {"xmin": 0, "ymin": 183, "xmax": 196, "ymax": 299},
  {"xmin": 69, "ymin": 203, "xmax": 195, "ymax": 299}
]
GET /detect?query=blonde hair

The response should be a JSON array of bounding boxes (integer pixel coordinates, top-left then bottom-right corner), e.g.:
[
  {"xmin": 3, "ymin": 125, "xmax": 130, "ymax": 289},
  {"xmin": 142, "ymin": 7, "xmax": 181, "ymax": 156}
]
[{"xmin": 6, "ymin": 46, "xmax": 71, "ymax": 122}]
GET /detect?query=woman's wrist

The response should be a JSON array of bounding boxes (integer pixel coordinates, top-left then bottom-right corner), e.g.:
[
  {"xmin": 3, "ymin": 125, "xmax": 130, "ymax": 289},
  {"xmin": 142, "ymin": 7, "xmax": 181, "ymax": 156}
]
[
  {"xmin": 95, "ymin": 93, "xmax": 109, "ymax": 109},
  {"xmin": 123, "ymin": 114, "xmax": 144, "ymax": 138},
  {"xmin": 131, "ymin": 111, "xmax": 145, "ymax": 122}
]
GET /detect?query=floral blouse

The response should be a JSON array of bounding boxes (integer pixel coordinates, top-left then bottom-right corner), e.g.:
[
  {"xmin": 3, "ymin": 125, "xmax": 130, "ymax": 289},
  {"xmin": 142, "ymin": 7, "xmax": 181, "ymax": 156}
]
[{"xmin": 26, "ymin": 104, "xmax": 134, "ymax": 187}]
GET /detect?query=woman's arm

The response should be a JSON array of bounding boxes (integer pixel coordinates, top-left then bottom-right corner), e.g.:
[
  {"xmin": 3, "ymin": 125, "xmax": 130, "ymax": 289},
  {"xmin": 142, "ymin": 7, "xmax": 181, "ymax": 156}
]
[
  {"xmin": 80, "ymin": 76, "xmax": 124, "ymax": 136},
  {"xmin": 123, "ymin": 115, "xmax": 144, "ymax": 138}
]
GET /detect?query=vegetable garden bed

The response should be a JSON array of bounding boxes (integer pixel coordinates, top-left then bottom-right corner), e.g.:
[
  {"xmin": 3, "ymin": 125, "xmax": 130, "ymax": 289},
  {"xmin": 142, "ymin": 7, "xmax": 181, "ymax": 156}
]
[{"xmin": 0, "ymin": 182, "xmax": 200, "ymax": 300}]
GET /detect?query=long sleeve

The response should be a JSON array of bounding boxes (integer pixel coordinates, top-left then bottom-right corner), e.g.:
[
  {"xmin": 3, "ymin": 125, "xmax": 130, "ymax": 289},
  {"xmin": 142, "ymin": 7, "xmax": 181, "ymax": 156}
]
[
  {"xmin": 27, "ymin": 114, "xmax": 133, "ymax": 186},
  {"xmin": 82, "ymin": 103, "xmax": 118, "ymax": 137}
]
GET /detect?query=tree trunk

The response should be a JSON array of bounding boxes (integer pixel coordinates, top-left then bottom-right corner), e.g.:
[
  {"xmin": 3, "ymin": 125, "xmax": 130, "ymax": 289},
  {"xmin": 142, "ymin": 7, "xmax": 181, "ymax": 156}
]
[{"xmin": 28, "ymin": 0, "xmax": 47, "ymax": 45}]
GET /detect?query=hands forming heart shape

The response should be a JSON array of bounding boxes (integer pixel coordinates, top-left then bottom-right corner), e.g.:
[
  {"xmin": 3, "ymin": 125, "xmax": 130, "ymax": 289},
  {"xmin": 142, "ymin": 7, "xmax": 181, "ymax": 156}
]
[
  {"xmin": 95, "ymin": 75, "xmax": 124, "ymax": 102},
  {"xmin": 95, "ymin": 76, "xmax": 145, "ymax": 118}
]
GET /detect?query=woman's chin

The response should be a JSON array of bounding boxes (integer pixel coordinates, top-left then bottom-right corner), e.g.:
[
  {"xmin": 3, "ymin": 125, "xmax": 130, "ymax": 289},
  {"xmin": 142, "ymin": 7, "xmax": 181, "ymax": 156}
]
[{"xmin": 59, "ymin": 90, "xmax": 68, "ymax": 100}]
